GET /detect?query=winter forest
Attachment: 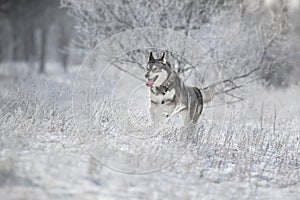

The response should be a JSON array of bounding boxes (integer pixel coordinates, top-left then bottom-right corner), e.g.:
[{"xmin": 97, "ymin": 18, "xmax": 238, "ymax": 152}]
[{"xmin": 0, "ymin": 0, "xmax": 300, "ymax": 199}]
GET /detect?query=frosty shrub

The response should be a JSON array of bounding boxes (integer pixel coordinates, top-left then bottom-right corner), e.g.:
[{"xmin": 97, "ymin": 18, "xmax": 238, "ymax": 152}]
[{"xmin": 62, "ymin": 0, "xmax": 300, "ymax": 93}]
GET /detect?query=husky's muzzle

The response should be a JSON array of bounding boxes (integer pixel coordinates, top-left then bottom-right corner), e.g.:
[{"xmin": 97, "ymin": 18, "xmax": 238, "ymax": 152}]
[{"xmin": 145, "ymin": 75, "xmax": 158, "ymax": 88}]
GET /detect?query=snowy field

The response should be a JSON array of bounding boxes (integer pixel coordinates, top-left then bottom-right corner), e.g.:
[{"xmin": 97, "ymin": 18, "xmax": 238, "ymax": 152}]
[{"xmin": 0, "ymin": 62, "xmax": 300, "ymax": 200}]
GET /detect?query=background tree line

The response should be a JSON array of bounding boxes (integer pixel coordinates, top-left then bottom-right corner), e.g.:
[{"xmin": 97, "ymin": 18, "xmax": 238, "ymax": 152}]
[
  {"xmin": 60, "ymin": 0, "xmax": 300, "ymax": 104},
  {"xmin": 0, "ymin": 0, "xmax": 76, "ymax": 73},
  {"xmin": 0, "ymin": 0, "xmax": 300, "ymax": 88}
]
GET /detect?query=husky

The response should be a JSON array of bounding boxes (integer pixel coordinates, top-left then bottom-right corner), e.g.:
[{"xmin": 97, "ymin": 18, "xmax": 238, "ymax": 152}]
[{"xmin": 145, "ymin": 52, "xmax": 215, "ymax": 126}]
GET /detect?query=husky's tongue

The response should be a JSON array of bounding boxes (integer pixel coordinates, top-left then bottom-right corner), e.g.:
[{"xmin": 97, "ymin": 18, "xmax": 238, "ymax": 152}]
[{"xmin": 146, "ymin": 80, "xmax": 154, "ymax": 88}]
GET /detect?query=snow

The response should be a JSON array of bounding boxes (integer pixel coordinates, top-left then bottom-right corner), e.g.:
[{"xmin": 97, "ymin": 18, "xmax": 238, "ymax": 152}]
[{"xmin": 0, "ymin": 62, "xmax": 299, "ymax": 199}]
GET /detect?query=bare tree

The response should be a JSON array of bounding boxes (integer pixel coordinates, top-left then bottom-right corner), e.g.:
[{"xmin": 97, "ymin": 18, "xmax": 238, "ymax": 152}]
[{"xmin": 61, "ymin": 0, "xmax": 300, "ymax": 103}]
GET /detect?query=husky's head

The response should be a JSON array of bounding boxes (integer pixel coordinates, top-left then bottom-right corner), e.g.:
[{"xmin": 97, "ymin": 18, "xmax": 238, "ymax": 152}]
[{"xmin": 145, "ymin": 52, "xmax": 172, "ymax": 88}]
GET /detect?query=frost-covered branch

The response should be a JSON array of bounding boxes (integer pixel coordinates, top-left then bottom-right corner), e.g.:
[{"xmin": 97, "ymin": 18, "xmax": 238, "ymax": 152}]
[{"xmin": 61, "ymin": 0, "xmax": 300, "ymax": 103}]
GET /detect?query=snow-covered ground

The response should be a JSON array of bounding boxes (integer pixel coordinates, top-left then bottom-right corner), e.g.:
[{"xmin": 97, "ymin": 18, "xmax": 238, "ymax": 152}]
[{"xmin": 0, "ymin": 63, "xmax": 299, "ymax": 199}]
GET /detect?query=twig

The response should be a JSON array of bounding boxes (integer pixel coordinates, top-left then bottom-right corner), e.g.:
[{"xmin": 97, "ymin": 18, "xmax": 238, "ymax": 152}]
[{"xmin": 111, "ymin": 63, "xmax": 144, "ymax": 82}]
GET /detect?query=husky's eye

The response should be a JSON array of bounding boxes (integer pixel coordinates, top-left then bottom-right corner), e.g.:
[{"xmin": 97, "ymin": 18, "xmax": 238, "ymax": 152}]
[{"xmin": 152, "ymin": 66, "xmax": 160, "ymax": 72}]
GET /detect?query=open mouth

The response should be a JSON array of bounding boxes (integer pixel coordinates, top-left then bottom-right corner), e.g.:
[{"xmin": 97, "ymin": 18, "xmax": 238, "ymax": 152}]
[{"xmin": 146, "ymin": 75, "xmax": 158, "ymax": 88}]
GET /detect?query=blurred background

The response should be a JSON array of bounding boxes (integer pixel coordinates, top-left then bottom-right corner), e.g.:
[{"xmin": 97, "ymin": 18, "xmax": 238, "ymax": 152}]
[
  {"xmin": 0, "ymin": 0, "xmax": 80, "ymax": 74},
  {"xmin": 0, "ymin": 0, "xmax": 300, "ymax": 87}
]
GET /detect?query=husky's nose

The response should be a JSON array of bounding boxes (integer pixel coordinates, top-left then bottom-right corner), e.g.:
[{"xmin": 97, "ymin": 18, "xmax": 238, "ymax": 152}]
[{"xmin": 145, "ymin": 73, "xmax": 149, "ymax": 79}]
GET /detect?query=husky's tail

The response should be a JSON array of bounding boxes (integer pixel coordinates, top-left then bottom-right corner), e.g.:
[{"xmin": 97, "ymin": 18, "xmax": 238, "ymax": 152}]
[{"xmin": 201, "ymin": 85, "xmax": 215, "ymax": 103}]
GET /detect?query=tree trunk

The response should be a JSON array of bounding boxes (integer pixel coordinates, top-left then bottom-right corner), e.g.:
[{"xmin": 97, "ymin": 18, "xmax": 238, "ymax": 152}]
[
  {"xmin": 22, "ymin": 2, "xmax": 36, "ymax": 63},
  {"xmin": 58, "ymin": 23, "xmax": 69, "ymax": 72},
  {"xmin": 39, "ymin": 27, "xmax": 47, "ymax": 74},
  {"xmin": 27, "ymin": 23, "xmax": 36, "ymax": 63},
  {"xmin": 0, "ymin": 39, "xmax": 2, "ymax": 63},
  {"xmin": 62, "ymin": 51, "xmax": 68, "ymax": 72},
  {"xmin": 11, "ymin": 19, "xmax": 20, "ymax": 61}
]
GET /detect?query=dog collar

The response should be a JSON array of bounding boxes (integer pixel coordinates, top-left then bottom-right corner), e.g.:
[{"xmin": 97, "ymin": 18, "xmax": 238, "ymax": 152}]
[{"xmin": 151, "ymin": 85, "xmax": 169, "ymax": 95}]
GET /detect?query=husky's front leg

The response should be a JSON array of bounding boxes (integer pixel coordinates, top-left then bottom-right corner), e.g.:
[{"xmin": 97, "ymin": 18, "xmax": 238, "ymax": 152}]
[
  {"xmin": 169, "ymin": 104, "xmax": 186, "ymax": 120},
  {"xmin": 149, "ymin": 102, "xmax": 162, "ymax": 123}
]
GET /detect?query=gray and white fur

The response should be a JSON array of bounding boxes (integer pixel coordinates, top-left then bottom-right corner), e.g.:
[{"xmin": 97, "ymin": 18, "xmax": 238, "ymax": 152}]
[{"xmin": 145, "ymin": 52, "xmax": 214, "ymax": 125}]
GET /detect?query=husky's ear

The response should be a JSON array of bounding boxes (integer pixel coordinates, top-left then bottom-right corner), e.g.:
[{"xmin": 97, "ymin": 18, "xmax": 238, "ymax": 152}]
[
  {"xmin": 160, "ymin": 52, "xmax": 167, "ymax": 64},
  {"xmin": 148, "ymin": 52, "xmax": 155, "ymax": 63}
]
